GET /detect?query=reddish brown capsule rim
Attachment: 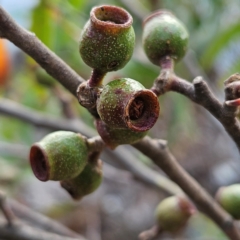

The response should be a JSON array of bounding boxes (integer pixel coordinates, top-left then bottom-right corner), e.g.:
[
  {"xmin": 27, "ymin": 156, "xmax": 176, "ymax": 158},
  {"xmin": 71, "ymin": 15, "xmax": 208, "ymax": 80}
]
[
  {"xmin": 29, "ymin": 143, "xmax": 50, "ymax": 182},
  {"xmin": 143, "ymin": 9, "xmax": 175, "ymax": 26},
  {"xmin": 91, "ymin": 5, "xmax": 133, "ymax": 29},
  {"xmin": 178, "ymin": 196, "xmax": 196, "ymax": 216},
  {"xmin": 125, "ymin": 89, "xmax": 160, "ymax": 132}
]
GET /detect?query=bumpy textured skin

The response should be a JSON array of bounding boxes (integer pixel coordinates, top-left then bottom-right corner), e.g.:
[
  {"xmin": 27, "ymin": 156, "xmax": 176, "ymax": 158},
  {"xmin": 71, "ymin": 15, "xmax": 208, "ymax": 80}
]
[
  {"xmin": 155, "ymin": 196, "xmax": 194, "ymax": 232},
  {"xmin": 61, "ymin": 158, "xmax": 103, "ymax": 200},
  {"xmin": 96, "ymin": 119, "xmax": 147, "ymax": 149},
  {"xmin": 30, "ymin": 131, "xmax": 88, "ymax": 181},
  {"xmin": 143, "ymin": 11, "xmax": 189, "ymax": 65},
  {"xmin": 97, "ymin": 78, "xmax": 144, "ymax": 128},
  {"xmin": 216, "ymin": 184, "xmax": 240, "ymax": 219},
  {"xmin": 97, "ymin": 78, "xmax": 159, "ymax": 131},
  {"xmin": 79, "ymin": 6, "xmax": 135, "ymax": 72}
]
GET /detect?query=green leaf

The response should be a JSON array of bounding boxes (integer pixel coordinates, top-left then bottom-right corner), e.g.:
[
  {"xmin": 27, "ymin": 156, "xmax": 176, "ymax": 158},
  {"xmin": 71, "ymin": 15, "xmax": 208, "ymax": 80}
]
[
  {"xmin": 68, "ymin": 0, "xmax": 85, "ymax": 9},
  {"xmin": 200, "ymin": 23, "xmax": 240, "ymax": 70},
  {"xmin": 31, "ymin": 1, "xmax": 54, "ymax": 49}
]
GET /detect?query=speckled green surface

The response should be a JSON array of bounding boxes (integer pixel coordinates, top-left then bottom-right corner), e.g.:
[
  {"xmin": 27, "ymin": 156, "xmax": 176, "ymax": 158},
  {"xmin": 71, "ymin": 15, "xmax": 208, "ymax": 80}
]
[
  {"xmin": 96, "ymin": 119, "xmax": 147, "ymax": 149},
  {"xmin": 37, "ymin": 131, "xmax": 88, "ymax": 181},
  {"xmin": 143, "ymin": 11, "xmax": 189, "ymax": 66},
  {"xmin": 155, "ymin": 196, "xmax": 192, "ymax": 232},
  {"xmin": 217, "ymin": 184, "xmax": 240, "ymax": 219},
  {"xmin": 97, "ymin": 78, "xmax": 145, "ymax": 129},
  {"xmin": 79, "ymin": 20, "xmax": 135, "ymax": 72},
  {"xmin": 61, "ymin": 158, "xmax": 103, "ymax": 200}
]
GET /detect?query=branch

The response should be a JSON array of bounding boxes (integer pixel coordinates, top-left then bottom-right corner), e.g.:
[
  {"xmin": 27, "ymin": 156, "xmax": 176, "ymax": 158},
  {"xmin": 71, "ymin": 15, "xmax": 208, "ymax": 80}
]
[
  {"xmin": 138, "ymin": 225, "xmax": 161, "ymax": 240},
  {"xmin": 133, "ymin": 136, "xmax": 240, "ymax": 240},
  {"xmin": 0, "ymin": 193, "xmax": 86, "ymax": 240},
  {"xmin": 152, "ymin": 67, "xmax": 240, "ymax": 150},
  {"xmin": 8, "ymin": 199, "xmax": 83, "ymax": 238},
  {"xmin": 0, "ymin": 6, "xmax": 83, "ymax": 97},
  {"xmin": 0, "ymin": 192, "xmax": 15, "ymax": 227},
  {"xmin": 52, "ymin": 86, "xmax": 77, "ymax": 119},
  {"xmin": 0, "ymin": 98, "xmax": 96, "ymax": 138},
  {"xmin": 89, "ymin": 136, "xmax": 182, "ymax": 195},
  {"xmin": 0, "ymin": 142, "xmax": 29, "ymax": 161},
  {"xmin": 0, "ymin": 220, "xmax": 84, "ymax": 240}
]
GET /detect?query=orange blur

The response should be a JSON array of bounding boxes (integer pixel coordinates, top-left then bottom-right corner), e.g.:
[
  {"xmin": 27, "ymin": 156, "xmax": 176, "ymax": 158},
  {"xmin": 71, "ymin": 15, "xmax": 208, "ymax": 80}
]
[{"xmin": 0, "ymin": 39, "xmax": 10, "ymax": 86}]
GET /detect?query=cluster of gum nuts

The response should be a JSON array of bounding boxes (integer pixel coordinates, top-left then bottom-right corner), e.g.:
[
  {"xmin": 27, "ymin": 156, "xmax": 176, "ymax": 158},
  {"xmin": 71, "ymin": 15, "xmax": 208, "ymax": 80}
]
[{"xmin": 29, "ymin": 4, "xmax": 240, "ymax": 235}]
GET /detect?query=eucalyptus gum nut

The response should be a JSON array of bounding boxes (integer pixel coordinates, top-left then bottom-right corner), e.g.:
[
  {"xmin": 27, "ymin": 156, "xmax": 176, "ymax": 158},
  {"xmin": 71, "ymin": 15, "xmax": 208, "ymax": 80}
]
[
  {"xmin": 30, "ymin": 131, "xmax": 88, "ymax": 181},
  {"xmin": 142, "ymin": 10, "xmax": 189, "ymax": 65},
  {"xmin": 215, "ymin": 184, "xmax": 240, "ymax": 219},
  {"xmin": 155, "ymin": 196, "xmax": 195, "ymax": 233},
  {"xmin": 61, "ymin": 158, "xmax": 103, "ymax": 200},
  {"xmin": 79, "ymin": 5, "xmax": 135, "ymax": 72},
  {"xmin": 96, "ymin": 119, "xmax": 147, "ymax": 149},
  {"xmin": 97, "ymin": 78, "xmax": 160, "ymax": 132}
]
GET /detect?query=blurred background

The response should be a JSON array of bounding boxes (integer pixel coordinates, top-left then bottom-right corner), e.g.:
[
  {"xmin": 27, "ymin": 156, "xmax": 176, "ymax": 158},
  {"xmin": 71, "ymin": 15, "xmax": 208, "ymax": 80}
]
[{"xmin": 0, "ymin": 0, "xmax": 240, "ymax": 239}]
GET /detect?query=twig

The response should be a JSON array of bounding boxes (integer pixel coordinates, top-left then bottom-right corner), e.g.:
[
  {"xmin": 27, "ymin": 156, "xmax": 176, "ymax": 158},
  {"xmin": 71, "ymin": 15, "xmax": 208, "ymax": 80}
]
[
  {"xmin": 87, "ymin": 136, "xmax": 106, "ymax": 153},
  {"xmin": 0, "ymin": 193, "xmax": 86, "ymax": 240},
  {"xmin": 0, "ymin": 192, "xmax": 15, "ymax": 227},
  {"xmin": 8, "ymin": 199, "xmax": 83, "ymax": 238},
  {"xmin": 152, "ymin": 65, "xmax": 240, "ymax": 150},
  {"xmin": 0, "ymin": 219, "xmax": 85, "ymax": 240},
  {"xmin": 52, "ymin": 86, "xmax": 77, "ymax": 119},
  {"xmin": 108, "ymin": 145, "xmax": 181, "ymax": 195},
  {"xmin": 0, "ymin": 6, "xmax": 84, "ymax": 97},
  {"xmin": 133, "ymin": 136, "xmax": 240, "ymax": 240},
  {"xmin": 138, "ymin": 224, "xmax": 161, "ymax": 240},
  {"xmin": 88, "ymin": 136, "xmax": 182, "ymax": 194},
  {"xmin": 0, "ymin": 98, "xmax": 96, "ymax": 138},
  {"xmin": 172, "ymin": 76, "xmax": 240, "ymax": 150},
  {"xmin": 0, "ymin": 141, "xmax": 29, "ymax": 160}
]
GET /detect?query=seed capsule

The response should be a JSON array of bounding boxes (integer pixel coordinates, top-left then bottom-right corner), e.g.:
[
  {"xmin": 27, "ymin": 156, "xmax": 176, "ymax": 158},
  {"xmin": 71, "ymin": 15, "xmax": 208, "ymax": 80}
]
[
  {"xmin": 97, "ymin": 78, "xmax": 160, "ymax": 132},
  {"xmin": 142, "ymin": 10, "xmax": 189, "ymax": 66},
  {"xmin": 215, "ymin": 184, "xmax": 240, "ymax": 219},
  {"xmin": 96, "ymin": 119, "xmax": 147, "ymax": 149},
  {"xmin": 61, "ymin": 154, "xmax": 103, "ymax": 200},
  {"xmin": 155, "ymin": 196, "xmax": 195, "ymax": 232},
  {"xmin": 79, "ymin": 5, "xmax": 135, "ymax": 73},
  {"xmin": 29, "ymin": 131, "xmax": 88, "ymax": 181}
]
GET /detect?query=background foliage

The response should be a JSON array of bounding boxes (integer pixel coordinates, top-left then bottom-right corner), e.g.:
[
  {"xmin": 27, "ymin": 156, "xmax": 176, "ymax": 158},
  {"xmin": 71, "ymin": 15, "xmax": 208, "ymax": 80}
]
[{"xmin": 1, "ymin": 0, "xmax": 240, "ymax": 239}]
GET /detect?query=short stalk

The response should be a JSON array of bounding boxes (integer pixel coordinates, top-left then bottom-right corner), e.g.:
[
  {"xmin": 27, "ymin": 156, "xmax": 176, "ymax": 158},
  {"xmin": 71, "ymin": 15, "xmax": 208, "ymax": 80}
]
[
  {"xmin": 88, "ymin": 69, "xmax": 106, "ymax": 87},
  {"xmin": 159, "ymin": 56, "xmax": 175, "ymax": 70}
]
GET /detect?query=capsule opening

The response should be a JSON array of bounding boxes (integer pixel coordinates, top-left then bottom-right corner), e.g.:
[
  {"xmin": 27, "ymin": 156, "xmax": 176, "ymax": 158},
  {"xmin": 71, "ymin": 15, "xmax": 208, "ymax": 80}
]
[
  {"xmin": 30, "ymin": 145, "xmax": 49, "ymax": 181},
  {"xmin": 129, "ymin": 97, "xmax": 145, "ymax": 121},
  {"xmin": 126, "ymin": 90, "xmax": 160, "ymax": 132},
  {"xmin": 91, "ymin": 5, "xmax": 132, "ymax": 27}
]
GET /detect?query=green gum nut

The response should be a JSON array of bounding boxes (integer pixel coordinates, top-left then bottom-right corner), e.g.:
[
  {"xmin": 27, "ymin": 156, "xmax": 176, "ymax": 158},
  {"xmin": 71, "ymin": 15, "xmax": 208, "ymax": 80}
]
[
  {"xmin": 79, "ymin": 5, "xmax": 135, "ymax": 73},
  {"xmin": 215, "ymin": 184, "xmax": 240, "ymax": 219},
  {"xmin": 142, "ymin": 10, "xmax": 189, "ymax": 66},
  {"xmin": 96, "ymin": 119, "xmax": 147, "ymax": 149},
  {"xmin": 155, "ymin": 196, "xmax": 195, "ymax": 233},
  {"xmin": 29, "ymin": 131, "xmax": 88, "ymax": 182},
  {"xmin": 97, "ymin": 78, "xmax": 160, "ymax": 132},
  {"xmin": 61, "ymin": 156, "xmax": 103, "ymax": 200}
]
